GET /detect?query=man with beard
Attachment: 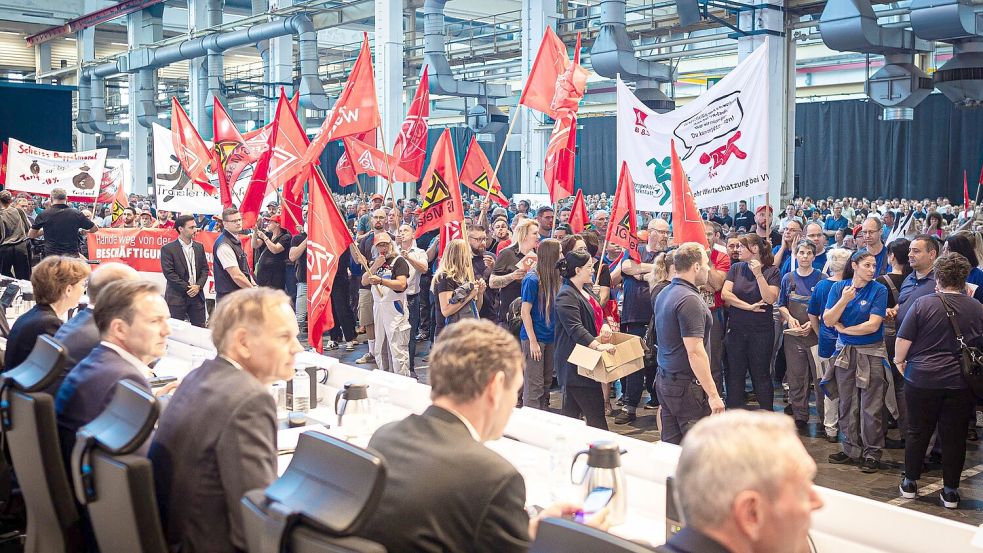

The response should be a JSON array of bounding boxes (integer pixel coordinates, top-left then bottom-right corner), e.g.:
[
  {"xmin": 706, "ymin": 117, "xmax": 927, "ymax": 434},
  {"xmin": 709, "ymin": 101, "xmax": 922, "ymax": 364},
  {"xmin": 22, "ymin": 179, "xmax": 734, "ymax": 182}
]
[
  {"xmin": 354, "ymin": 209, "xmax": 392, "ymax": 364},
  {"xmin": 467, "ymin": 225, "xmax": 497, "ymax": 321}
]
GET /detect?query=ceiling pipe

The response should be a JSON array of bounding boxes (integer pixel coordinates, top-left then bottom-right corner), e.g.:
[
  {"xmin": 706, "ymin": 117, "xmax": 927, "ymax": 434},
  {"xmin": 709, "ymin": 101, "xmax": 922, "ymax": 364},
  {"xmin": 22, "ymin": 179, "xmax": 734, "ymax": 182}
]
[
  {"xmin": 910, "ymin": 0, "xmax": 983, "ymax": 108},
  {"xmin": 88, "ymin": 64, "xmax": 126, "ymax": 134},
  {"xmin": 422, "ymin": 0, "xmax": 510, "ymax": 99},
  {"xmin": 252, "ymin": 0, "xmax": 270, "ymax": 122}
]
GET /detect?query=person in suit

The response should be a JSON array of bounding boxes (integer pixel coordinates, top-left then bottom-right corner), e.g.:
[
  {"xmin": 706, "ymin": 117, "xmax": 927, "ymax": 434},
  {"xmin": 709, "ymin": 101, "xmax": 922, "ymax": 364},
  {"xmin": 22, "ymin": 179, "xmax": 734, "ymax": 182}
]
[
  {"xmin": 149, "ymin": 288, "xmax": 302, "ymax": 553},
  {"xmin": 55, "ymin": 280, "xmax": 172, "ymax": 460},
  {"xmin": 553, "ymin": 249, "xmax": 614, "ymax": 430},
  {"xmin": 161, "ymin": 214, "xmax": 210, "ymax": 326},
  {"xmin": 4, "ymin": 255, "xmax": 90, "ymax": 369},
  {"xmin": 657, "ymin": 411, "xmax": 823, "ymax": 553},
  {"xmin": 358, "ymin": 319, "xmax": 606, "ymax": 552}
]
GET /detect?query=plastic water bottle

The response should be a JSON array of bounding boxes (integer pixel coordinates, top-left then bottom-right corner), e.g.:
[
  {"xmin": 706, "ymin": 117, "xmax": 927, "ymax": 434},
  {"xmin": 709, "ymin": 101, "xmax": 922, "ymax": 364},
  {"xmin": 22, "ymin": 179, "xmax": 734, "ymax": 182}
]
[
  {"xmin": 548, "ymin": 433, "xmax": 571, "ymax": 502},
  {"xmin": 292, "ymin": 369, "xmax": 310, "ymax": 413}
]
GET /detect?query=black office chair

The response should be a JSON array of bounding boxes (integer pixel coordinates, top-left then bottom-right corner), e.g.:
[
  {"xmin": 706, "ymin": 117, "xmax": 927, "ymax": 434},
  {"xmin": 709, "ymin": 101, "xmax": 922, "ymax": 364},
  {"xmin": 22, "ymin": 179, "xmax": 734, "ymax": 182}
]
[
  {"xmin": 529, "ymin": 517, "xmax": 657, "ymax": 553},
  {"xmin": 70, "ymin": 379, "xmax": 166, "ymax": 553},
  {"xmin": 240, "ymin": 431, "xmax": 387, "ymax": 553},
  {"xmin": 0, "ymin": 335, "xmax": 80, "ymax": 553}
]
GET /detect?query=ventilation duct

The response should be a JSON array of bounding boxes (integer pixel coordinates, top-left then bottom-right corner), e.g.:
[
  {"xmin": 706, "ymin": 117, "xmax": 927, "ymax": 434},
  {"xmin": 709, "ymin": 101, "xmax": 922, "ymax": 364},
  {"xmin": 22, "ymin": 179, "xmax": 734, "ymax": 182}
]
[
  {"xmin": 590, "ymin": 0, "xmax": 674, "ymax": 112},
  {"xmin": 422, "ymin": 0, "xmax": 509, "ymax": 100},
  {"xmin": 253, "ymin": 0, "xmax": 270, "ymax": 122},
  {"xmin": 205, "ymin": 0, "xmax": 224, "ymax": 127},
  {"xmin": 820, "ymin": 0, "xmax": 933, "ymax": 120},
  {"xmin": 910, "ymin": 0, "xmax": 983, "ymax": 108}
]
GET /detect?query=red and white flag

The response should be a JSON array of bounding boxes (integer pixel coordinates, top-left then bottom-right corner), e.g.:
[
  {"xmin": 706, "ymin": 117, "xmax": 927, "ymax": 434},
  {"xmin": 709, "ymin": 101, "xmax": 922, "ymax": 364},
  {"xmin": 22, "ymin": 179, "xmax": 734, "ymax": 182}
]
[
  {"xmin": 336, "ymin": 129, "xmax": 376, "ymax": 188},
  {"xmin": 607, "ymin": 161, "xmax": 641, "ymax": 262},
  {"xmin": 392, "ymin": 66, "xmax": 430, "ymax": 181},
  {"xmin": 170, "ymin": 97, "xmax": 217, "ymax": 194},
  {"xmin": 519, "ymin": 27, "xmax": 571, "ymax": 118},
  {"xmin": 543, "ymin": 113, "xmax": 576, "ymax": 203},
  {"xmin": 307, "ymin": 169, "xmax": 353, "ymax": 353},
  {"xmin": 459, "ymin": 137, "xmax": 508, "ymax": 207},
  {"xmin": 670, "ymin": 140, "xmax": 709, "ymax": 249},
  {"xmin": 415, "ymin": 129, "xmax": 463, "ymax": 238},
  {"xmin": 343, "ymin": 136, "xmax": 417, "ymax": 182},
  {"xmin": 568, "ymin": 188, "xmax": 588, "ymax": 234},
  {"xmin": 212, "ymin": 98, "xmax": 256, "ymax": 208}
]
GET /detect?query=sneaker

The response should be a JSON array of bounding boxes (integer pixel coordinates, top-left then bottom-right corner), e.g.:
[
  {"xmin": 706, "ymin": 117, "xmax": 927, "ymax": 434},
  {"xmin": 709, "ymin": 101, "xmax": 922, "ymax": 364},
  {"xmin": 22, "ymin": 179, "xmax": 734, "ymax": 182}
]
[
  {"xmin": 614, "ymin": 411, "xmax": 637, "ymax": 425},
  {"xmin": 828, "ymin": 452, "xmax": 855, "ymax": 465},
  {"xmin": 644, "ymin": 398, "xmax": 659, "ymax": 410},
  {"xmin": 976, "ymin": 410, "xmax": 983, "ymax": 427},
  {"xmin": 860, "ymin": 458, "xmax": 880, "ymax": 473},
  {"xmin": 826, "ymin": 433, "xmax": 839, "ymax": 444},
  {"xmin": 899, "ymin": 478, "xmax": 918, "ymax": 499},
  {"xmin": 416, "ymin": 332, "xmax": 429, "ymax": 342},
  {"xmin": 355, "ymin": 353, "xmax": 375, "ymax": 364},
  {"xmin": 325, "ymin": 340, "xmax": 339, "ymax": 350},
  {"xmin": 969, "ymin": 429, "xmax": 979, "ymax": 442},
  {"xmin": 941, "ymin": 489, "xmax": 960, "ymax": 509},
  {"xmin": 345, "ymin": 341, "xmax": 357, "ymax": 351},
  {"xmin": 606, "ymin": 407, "xmax": 622, "ymax": 417},
  {"xmin": 616, "ymin": 399, "xmax": 625, "ymax": 407}
]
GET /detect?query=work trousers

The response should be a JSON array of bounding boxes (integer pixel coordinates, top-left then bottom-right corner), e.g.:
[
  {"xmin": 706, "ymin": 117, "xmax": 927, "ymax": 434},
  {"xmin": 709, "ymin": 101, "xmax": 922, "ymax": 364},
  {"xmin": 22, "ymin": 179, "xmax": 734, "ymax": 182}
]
[
  {"xmin": 522, "ymin": 340, "xmax": 556, "ymax": 409},
  {"xmin": 562, "ymin": 385, "xmax": 609, "ymax": 430},
  {"xmin": 819, "ymin": 357, "xmax": 840, "ymax": 438},
  {"xmin": 708, "ymin": 309, "xmax": 726, "ymax": 396},
  {"xmin": 904, "ymin": 382, "xmax": 974, "ymax": 489},
  {"xmin": 657, "ymin": 370, "xmax": 710, "ymax": 445},
  {"xmin": 725, "ymin": 326, "xmax": 775, "ymax": 412},
  {"xmin": 407, "ymin": 293, "xmax": 420, "ymax": 372},
  {"xmin": 0, "ymin": 242, "xmax": 30, "ymax": 280},
  {"xmin": 372, "ymin": 300, "xmax": 411, "ymax": 376},
  {"xmin": 836, "ymin": 360, "xmax": 887, "ymax": 461},
  {"xmin": 623, "ymin": 322, "xmax": 656, "ymax": 408},
  {"xmin": 419, "ymin": 272, "xmax": 433, "ymax": 337},
  {"xmin": 784, "ymin": 334, "xmax": 822, "ymax": 423}
]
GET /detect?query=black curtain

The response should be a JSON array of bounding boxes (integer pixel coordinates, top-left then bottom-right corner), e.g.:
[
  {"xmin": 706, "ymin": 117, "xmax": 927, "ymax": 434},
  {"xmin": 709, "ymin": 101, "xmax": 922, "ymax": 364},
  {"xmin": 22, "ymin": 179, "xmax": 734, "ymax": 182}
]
[{"xmin": 0, "ymin": 81, "xmax": 74, "ymax": 152}]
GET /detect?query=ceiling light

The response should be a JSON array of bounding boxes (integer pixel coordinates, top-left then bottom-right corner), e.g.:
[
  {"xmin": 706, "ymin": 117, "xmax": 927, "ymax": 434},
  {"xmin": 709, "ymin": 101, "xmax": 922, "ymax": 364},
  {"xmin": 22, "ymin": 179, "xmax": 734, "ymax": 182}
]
[
  {"xmin": 0, "ymin": 31, "xmax": 20, "ymax": 36},
  {"xmin": 111, "ymin": 42, "xmax": 128, "ymax": 47}
]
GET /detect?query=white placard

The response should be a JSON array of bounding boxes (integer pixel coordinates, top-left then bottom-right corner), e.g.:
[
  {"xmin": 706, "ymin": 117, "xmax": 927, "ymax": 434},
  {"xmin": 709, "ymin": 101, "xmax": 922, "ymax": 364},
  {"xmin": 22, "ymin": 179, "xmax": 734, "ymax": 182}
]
[
  {"xmin": 5, "ymin": 138, "xmax": 107, "ymax": 198},
  {"xmin": 152, "ymin": 123, "xmax": 223, "ymax": 214},
  {"xmin": 617, "ymin": 44, "xmax": 771, "ymax": 212}
]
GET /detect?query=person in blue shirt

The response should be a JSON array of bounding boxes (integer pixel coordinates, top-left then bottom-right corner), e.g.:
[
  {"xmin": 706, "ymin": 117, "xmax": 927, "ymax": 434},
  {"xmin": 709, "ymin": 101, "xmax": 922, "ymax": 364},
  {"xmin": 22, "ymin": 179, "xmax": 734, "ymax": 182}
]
[
  {"xmin": 804, "ymin": 223, "xmax": 829, "ymax": 274},
  {"xmin": 943, "ymin": 232, "xmax": 983, "ymax": 290},
  {"xmin": 808, "ymin": 248, "xmax": 852, "ymax": 443},
  {"xmin": 894, "ymin": 235, "xmax": 940, "ymax": 327},
  {"xmin": 519, "ymin": 239, "xmax": 562, "ymax": 410},
  {"xmin": 857, "ymin": 217, "xmax": 889, "ymax": 278},
  {"xmin": 777, "ymin": 240, "xmax": 826, "ymax": 433},
  {"xmin": 772, "ymin": 220, "xmax": 803, "ymax": 277},
  {"xmin": 823, "ymin": 251, "xmax": 889, "ymax": 473},
  {"xmin": 823, "ymin": 204, "xmax": 849, "ymax": 240}
]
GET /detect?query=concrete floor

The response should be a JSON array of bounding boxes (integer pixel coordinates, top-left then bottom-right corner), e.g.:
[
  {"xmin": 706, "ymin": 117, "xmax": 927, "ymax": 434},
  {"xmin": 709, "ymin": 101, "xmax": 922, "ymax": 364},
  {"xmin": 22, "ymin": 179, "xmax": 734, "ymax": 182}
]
[{"xmin": 311, "ymin": 333, "xmax": 983, "ymax": 526}]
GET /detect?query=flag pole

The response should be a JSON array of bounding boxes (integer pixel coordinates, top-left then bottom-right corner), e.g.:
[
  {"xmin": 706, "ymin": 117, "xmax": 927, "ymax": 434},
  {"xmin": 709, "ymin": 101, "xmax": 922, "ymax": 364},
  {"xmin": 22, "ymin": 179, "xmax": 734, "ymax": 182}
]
[
  {"xmin": 764, "ymin": 192, "xmax": 771, "ymax": 243},
  {"xmin": 551, "ymin": 200, "xmax": 558, "ymax": 238},
  {"xmin": 484, "ymin": 104, "xmax": 523, "ymax": 203},
  {"xmin": 374, "ymin": 124, "xmax": 399, "ymax": 214},
  {"xmin": 313, "ymin": 165, "xmax": 371, "ymax": 273}
]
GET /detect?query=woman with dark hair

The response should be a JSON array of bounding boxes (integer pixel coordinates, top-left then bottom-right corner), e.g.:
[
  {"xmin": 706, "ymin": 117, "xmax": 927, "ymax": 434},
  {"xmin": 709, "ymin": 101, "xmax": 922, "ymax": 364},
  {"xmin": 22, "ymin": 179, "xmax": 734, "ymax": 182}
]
[
  {"xmin": 925, "ymin": 212, "xmax": 946, "ymax": 240},
  {"xmin": 554, "ymin": 250, "xmax": 614, "ymax": 430},
  {"xmin": 896, "ymin": 253, "xmax": 983, "ymax": 509},
  {"xmin": 943, "ymin": 232, "xmax": 983, "ymax": 289},
  {"xmin": 824, "ymin": 251, "xmax": 889, "ymax": 474},
  {"xmin": 878, "ymin": 238, "xmax": 913, "ymax": 439},
  {"xmin": 721, "ymin": 233, "xmax": 781, "ymax": 411},
  {"xmin": 519, "ymin": 239, "xmax": 562, "ymax": 409}
]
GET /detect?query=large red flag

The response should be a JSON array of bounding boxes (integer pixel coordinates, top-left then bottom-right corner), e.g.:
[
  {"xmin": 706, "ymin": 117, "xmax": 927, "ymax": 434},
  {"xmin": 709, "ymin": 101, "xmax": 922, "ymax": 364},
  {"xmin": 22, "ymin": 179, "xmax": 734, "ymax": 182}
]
[
  {"xmin": 459, "ymin": 138, "xmax": 508, "ymax": 207},
  {"xmin": 307, "ymin": 169, "xmax": 353, "ymax": 353},
  {"xmin": 569, "ymin": 188, "xmax": 588, "ymax": 234},
  {"xmin": 301, "ymin": 33, "xmax": 381, "ymax": 174},
  {"xmin": 670, "ymin": 140, "xmax": 709, "ymax": 250},
  {"xmin": 170, "ymin": 97, "xmax": 216, "ymax": 194},
  {"xmin": 96, "ymin": 162, "xmax": 124, "ymax": 203},
  {"xmin": 543, "ymin": 112, "xmax": 577, "ymax": 203},
  {"xmin": 392, "ymin": 66, "xmax": 430, "ymax": 181},
  {"xmin": 212, "ymin": 98, "xmax": 253, "ymax": 208},
  {"xmin": 607, "ymin": 161, "xmax": 641, "ymax": 262},
  {"xmin": 416, "ymin": 129, "xmax": 463, "ymax": 238},
  {"xmin": 964, "ymin": 170, "xmax": 971, "ymax": 218},
  {"xmin": 519, "ymin": 27, "xmax": 570, "ymax": 118},
  {"xmin": 343, "ymin": 137, "xmax": 417, "ymax": 182},
  {"xmin": 550, "ymin": 32, "xmax": 588, "ymax": 116}
]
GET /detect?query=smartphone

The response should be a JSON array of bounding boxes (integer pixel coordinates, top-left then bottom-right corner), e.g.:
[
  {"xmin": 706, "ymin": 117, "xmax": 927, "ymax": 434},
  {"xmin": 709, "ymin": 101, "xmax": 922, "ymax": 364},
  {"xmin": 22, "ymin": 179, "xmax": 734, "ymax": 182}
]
[
  {"xmin": 574, "ymin": 487, "xmax": 614, "ymax": 522},
  {"xmin": 149, "ymin": 376, "xmax": 178, "ymax": 388}
]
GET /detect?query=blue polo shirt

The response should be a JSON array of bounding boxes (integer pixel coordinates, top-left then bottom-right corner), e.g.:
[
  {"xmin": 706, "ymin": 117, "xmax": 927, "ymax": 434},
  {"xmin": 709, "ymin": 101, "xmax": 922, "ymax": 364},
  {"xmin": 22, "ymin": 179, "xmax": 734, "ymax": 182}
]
[
  {"xmin": 808, "ymin": 278, "xmax": 840, "ymax": 358},
  {"xmin": 824, "ymin": 215, "xmax": 848, "ymax": 234},
  {"xmin": 772, "ymin": 247, "xmax": 829, "ymax": 276},
  {"xmin": 824, "ymin": 280, "xmax": 887, "ymax": 346},
  {"xmin": 519, "ymin": 272, "xmax": 555, "ymax": 343},
  {"xmin": 897, "ymin": 270, "xmax": 936, "ymax": 328},
  {"xmin": 777, "ymin": 270, "xmax": 825, "ymax": 308},
  {"xmin": 859, "ymin": 246, "xmax": 889, "ymax": 278}
]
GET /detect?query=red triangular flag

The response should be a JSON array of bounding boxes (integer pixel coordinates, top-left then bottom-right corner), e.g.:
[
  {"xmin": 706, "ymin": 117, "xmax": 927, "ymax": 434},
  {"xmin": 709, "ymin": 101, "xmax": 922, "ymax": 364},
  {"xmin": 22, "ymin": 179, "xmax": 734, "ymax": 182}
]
[
  {"xmin": 416, "ymin": 129, "xmax": 463, "ymax": 238},
  {"xmin": 607, "ymin": 161, "xmax": 641, "ymax": 262},
  {"xmin": 289, "ymin": 90, "xmax": 300, "ymax": 114},
  {"xmin": 212, "ymin": 98, "xmax": 253, "ymax": 208},
  {"xmin": 170, "ymin": 97, "xmax": 217, "ymax": 194},
  {"xmin": 543, "ymin": 112, "xmax": 576, "ymax": 203},
  {"xmin": 307, "ymin": 169, "xmax": 353, "ymax": 353},
  {"xmin": 519, "ymin": 27, "xmax": 570, "ymax": 118},
  {"xmin": 343, "ymin": 137, "xmax": 417, "ymax": 182},
  {"xmin": 0, "ymin": 142, "xmax": 7, "ymax": 186},
  {"xmin": 438, "ymin": 221, "xmax": 464, "ymax": 257},
  {"xmin": 96, "ymin": 162, "xmax": 123, "ymax": 204},
  {"xmin": 392, "ymin": 66, "xmax": 430, "ymax": 181},
  {"xmin": 550, "ymin": 32, "xmax": 588, "ymax": 117},
  {"xmin": 335, "ymin": 129, "xmax": 375, "ymax": 188},
  {"xmin": 670, "ymin": 140, "xmax": 709, "ymax": 250},
  {"xmin": 266, "ymin": 88, "xmax": 310, "ymax": 194},
  {"xmin": 460, "ymin": 137, "xmax": 508, "ymax": 207},
  {"xmin": 569, "ymin": 189, "xmax": 588, "ymax": 234},
  {"xmin": 110, "ymin": 185, "xmax": 129, "ymax": 227}
]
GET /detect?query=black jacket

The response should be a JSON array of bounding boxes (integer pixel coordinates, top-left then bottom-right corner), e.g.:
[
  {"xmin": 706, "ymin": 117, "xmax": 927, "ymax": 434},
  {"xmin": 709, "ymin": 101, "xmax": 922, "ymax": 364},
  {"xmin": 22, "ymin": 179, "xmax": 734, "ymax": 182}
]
[
  {"xmin": 553, "ymin": 281, "xmax": 602, "ymax": 390},
  {"xmin": 4, "ymin": 303, "xmax": 61, "ymax": 370},
  {"xmin": 160, "ymin": 239, "xmax": 209, "ymax": 302},
  {"xmin": 655, "ymin": 527, "xmax": 733, "ymax": 553}
]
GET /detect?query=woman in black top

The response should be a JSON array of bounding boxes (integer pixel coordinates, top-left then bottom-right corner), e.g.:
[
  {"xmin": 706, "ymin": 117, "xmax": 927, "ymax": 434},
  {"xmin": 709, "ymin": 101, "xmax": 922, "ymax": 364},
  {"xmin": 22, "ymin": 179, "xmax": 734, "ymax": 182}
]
[
  {"xmin": 896, "ymin": 253, "xmax": 983, "ymax": 509},
  {"xmin": 5, "ymin": 256, "xmax": 90, "ymax": 369},
  {"xmin": 554, "ymin": 250, "xmax": 614, "ymax": 430},
  {"xmin": 252, "ymin": 216, "xmax": 292, "ymax": 291}
]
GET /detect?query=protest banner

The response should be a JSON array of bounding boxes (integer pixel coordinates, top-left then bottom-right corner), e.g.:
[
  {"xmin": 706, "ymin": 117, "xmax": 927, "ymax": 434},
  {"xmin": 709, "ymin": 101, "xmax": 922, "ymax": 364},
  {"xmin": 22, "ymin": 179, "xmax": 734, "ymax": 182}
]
[{"xmin": 5, "ymin": 138, "xmax": 107, "ymax": 199}]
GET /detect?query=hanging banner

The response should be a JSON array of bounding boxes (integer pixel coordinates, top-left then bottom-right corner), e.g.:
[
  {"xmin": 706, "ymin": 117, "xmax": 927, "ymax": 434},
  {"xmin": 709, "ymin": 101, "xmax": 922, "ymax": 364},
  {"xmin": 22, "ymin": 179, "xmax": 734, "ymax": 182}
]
[
  {"xmin": 97, "ymin": 159, "xmax": 129, "ymax": 203},
  {"xmin": 617, "ymin": 44, "xmax": 770, "ymax": 212},
  {"xmin": 152, "ymin": 123, "xmax": 223, "ymax": 215},
  {"xmin": 5, "ymin": 138, "xmax": 107, "ymax": 199}
]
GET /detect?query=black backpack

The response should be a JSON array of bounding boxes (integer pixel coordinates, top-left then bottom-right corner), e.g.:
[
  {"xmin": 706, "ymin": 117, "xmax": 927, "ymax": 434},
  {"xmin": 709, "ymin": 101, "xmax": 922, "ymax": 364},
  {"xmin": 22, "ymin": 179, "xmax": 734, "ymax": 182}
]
[{"xmin": 505, "ymin": 297, "xmax": 524, "ymax": 337}]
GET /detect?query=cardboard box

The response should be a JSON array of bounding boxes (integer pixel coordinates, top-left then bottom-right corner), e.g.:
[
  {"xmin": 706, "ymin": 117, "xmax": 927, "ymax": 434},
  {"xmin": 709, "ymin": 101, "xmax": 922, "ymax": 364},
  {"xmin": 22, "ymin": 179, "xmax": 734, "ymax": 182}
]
[{"xmin": 569, "ymin": 332, "xmax": 645, "ymax": 383}]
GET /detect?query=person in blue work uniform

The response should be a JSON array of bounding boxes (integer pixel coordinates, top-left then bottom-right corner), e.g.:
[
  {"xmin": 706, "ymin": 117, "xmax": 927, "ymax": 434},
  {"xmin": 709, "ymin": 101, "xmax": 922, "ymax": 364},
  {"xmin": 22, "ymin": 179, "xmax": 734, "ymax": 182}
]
[
  {"xmin": 893, "ymin": 235, "xmax": 940, "ymax": 328},
  {"xmin": 808, "ymin": 248, "xmax": 852, "ymax": 443},
  {"xmin": 857, "ymin": 217, "xmax": 889, "ymax": 278},
  {"xmin": 823, "ymin": 251, "xmax": 889, "ymax": 473},
  {"xmin": 772, "ymin": 220, "xmax": 803, "ymax": 277}
]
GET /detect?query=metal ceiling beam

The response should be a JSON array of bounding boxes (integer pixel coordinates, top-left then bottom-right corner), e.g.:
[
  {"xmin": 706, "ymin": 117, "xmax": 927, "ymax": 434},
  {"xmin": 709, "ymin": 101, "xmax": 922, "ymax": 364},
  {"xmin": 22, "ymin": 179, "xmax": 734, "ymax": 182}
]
[{"xmin": 26, "ymin": 0, "xmax": 167, "ymax": 46}]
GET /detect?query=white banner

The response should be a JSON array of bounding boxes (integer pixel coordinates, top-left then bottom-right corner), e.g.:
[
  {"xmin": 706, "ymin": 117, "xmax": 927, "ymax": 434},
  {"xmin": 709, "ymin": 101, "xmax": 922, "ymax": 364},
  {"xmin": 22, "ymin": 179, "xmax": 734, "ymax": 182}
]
[
  {"xmin": 152, "ymin": 123, "xmax": 223, "ymax": 215},
  {"xmin": 617, "ymin": 44, "xmax": 770, "ymax": 212},
  {"xmin": 5, "ymin": 138, "xmax": 107, "ymax": 198}
]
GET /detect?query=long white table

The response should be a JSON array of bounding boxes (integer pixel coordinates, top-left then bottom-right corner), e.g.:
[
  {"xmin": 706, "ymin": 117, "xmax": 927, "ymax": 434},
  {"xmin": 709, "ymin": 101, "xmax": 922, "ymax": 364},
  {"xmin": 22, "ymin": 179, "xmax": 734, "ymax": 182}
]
[{"xmin": 163, "ymin": 322, "xmax": 983, "ymax": 552}]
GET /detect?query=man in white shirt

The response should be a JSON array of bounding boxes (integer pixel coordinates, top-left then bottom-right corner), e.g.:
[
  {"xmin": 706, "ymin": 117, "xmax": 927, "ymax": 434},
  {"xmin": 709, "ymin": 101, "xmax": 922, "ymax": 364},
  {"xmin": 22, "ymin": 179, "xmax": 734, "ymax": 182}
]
[
  {"xmin": 398, "ymin": 224, "xmax": 429, "ymax": 377},
  {"xmin": 161, "ymin": 215, "xmax": 209, "ymax": 326}
]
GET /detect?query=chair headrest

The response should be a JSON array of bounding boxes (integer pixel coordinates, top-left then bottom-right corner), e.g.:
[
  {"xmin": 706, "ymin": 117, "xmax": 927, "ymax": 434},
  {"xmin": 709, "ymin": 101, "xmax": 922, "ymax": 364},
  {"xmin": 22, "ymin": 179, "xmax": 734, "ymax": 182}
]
[
  {"xmin": 531, "ymin": 518, "xmax": 656, "ymax": 553},
  {"xmin": 264, "ymin": 431, "xmax": 386, "ymax": 536},
  {"xmin": 79, "ymin": 380, "xmax": 158, "ymax": 455},
  {"xmin": 4, "ymin": 335, "xmax": 67, "ymax": 393}
]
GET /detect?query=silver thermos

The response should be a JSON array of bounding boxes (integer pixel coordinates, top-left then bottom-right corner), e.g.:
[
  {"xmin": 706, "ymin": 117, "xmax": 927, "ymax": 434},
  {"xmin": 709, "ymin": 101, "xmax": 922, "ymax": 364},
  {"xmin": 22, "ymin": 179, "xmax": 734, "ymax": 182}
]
[
  {"xmin": 334, "ymin": 382, "xmax": 371, "ymax": 427},
  {"xmin": 570, "ymin": 441, "xmax": 628, "ymax": 525}
]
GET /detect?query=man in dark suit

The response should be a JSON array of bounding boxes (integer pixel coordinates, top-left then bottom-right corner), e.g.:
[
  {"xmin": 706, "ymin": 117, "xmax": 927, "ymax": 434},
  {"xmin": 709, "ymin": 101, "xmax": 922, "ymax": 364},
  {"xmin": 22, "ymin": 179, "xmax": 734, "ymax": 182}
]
[
  {"xmin": 358, "ymin": 319, "xmax": 606, "ymax": 552},
  {"xmin": 150, "ymin": 288, "xmax": 302, "ymax": 553},
  {"xmin": 160, "ymin": 214, "xmax": 209, "ymax": 326},
  {"xmin": 55, "ymin": 280, "xmax": 172, "ymax": 458},
  {"xmin": 656, "ymin": 411, "xmax": 823, "ymax": 553}
]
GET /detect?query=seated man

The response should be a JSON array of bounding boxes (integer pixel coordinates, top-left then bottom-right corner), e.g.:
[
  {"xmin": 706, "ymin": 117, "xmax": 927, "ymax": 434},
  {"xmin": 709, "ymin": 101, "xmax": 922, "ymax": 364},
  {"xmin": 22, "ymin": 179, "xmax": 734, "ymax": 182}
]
[
  {"xmin": 149, "ymin": 288, "xmax": 302, "ymax": 553},
  {"xmin": 358, "ymin": 319, "xmax": 604, "ymax": 552},
  {"xmin": 55, "ymin": 280, "xmax": 172, "ymax": 456},
  {"xmin": 657, "ymin": 411, "xmax": 824, "ymax": 553}
]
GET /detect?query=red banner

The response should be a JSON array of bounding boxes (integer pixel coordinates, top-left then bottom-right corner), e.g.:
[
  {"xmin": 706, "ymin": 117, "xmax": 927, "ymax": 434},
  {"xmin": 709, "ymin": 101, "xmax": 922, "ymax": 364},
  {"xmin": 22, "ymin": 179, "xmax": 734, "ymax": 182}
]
[{"xmin": 87, "ymin": 228, "xmax": 254, "ymax": 274}]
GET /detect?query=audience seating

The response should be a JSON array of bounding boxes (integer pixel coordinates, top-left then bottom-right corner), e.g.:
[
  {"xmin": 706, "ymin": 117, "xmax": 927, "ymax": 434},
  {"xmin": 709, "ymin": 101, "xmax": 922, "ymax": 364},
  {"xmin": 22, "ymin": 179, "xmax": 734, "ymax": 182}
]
[
  {"xmin": 240, "ymin": 431, "xmax": 387, "ymax": 553},
  {"xmin": 529, "ymin": 517, "xmax": 657, "ymax": 553}
]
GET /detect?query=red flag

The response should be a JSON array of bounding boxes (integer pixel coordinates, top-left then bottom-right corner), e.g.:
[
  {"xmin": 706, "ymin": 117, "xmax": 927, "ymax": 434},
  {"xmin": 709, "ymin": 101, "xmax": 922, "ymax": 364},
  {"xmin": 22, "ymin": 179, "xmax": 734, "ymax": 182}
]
[
  {"xmin": 392, "ymin": 66, "xmax": 430, "ymax": 181},
  {"xmin": 550, "ymin": 32, "xmax": 588, "ymax": 116},
  {"xmin": 343, "ymin": 137, "xmax": 417, "ymax": 182},
  {"xmin": 96, "ymin": 163, "xmax": 124, "ymax": 203},
  {"xmin": 212, "ymin": 98, "xmax": 253, "ymax": 208},
  {"xmin": 307, "ymin": 169, "xmax": 353, "ymax": 353},
  {"xmin": 301, "ymin": 33, "xmax": 381, "ymax": 175},
  {"xmin": 415, "ymin": 129, "xmax": 463, "ymax": 238},
  {"xmin": 670, "ymin": 140, "xmax": 709, "ymax": 250},
  {"xmin": 543, "ymin": 112, "xmax": 576, "ymax": 203},
  {"xmin": 569, "ymin": 189, "xmax": 588, "ymax": 234},
  {"xmin": 439, "ymin": 221, "xmax": 464, "ymax": 257},
  {"xmin": 289, "ymin": 91, "xmax": 300, "ymax": 114},
  {"xmin": 109, "ymin": 185, "xmax": 129, "ymax": 227},
  {"xmin": 170, "ymin": 97, "xmax": 217, "ymax": 194},
  {"xmin": 335, "ymin": 129, "xmax": 376, "ymax": 187},
  {"xmin": 0, "ymin": 142, "xmax": 7, "ymax": 186},
  {"xmin": 964, "ymin": 170, "xmax": 971, "ymax": 218},
  {"xmin": 607, "ymin": 161, "xmax": 641, "ymax": 262},
  {"xmin": 519, "ymin": 27, "xmax": 570, "ymax": 118},
  {"xmin": 459, "ymin": 137, "xmax": 508, "ymax": 207}
]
